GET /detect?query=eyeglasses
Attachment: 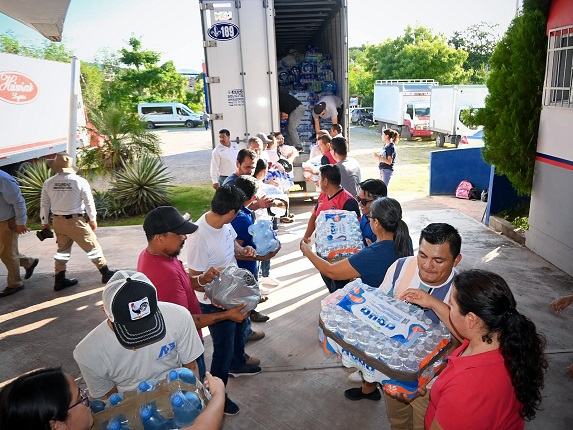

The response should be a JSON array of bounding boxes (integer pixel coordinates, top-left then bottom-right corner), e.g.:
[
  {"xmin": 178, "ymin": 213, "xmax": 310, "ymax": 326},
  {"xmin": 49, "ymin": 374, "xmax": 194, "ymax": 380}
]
[
  {"xmin": 67, "ymin": 389, "xmax": 90, "ymax": 411},
  {"xmin": 355, "ymin": 195, "xmax": 374, "ymax": 205}
]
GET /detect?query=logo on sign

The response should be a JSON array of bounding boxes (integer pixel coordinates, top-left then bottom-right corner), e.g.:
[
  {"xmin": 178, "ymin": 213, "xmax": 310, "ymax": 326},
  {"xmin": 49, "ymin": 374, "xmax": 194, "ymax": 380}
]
[
  {"xmin": 0, "ymin": 71, "xmax": 39, "ymax": 104},
  {"xmin": 208, "ymin": 23, "xmax": 239, "ymax": 40}
]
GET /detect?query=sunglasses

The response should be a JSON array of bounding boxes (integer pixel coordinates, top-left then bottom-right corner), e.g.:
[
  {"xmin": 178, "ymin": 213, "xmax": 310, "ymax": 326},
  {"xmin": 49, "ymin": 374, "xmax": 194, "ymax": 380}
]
[
  {"xmin": 355, "ymin": 195, "xmax": 374, "ymax": 205},
  {"xmin": 67, "ymin": 388, "xmax": 90, "ymax": 411}
]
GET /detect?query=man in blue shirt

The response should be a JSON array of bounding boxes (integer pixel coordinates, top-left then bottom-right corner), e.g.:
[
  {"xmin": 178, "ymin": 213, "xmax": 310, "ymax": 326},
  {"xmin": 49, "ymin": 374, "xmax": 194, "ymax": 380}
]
[{"xmin": 0, "ymin": 170, "xmax": 39, "ymax": 297}]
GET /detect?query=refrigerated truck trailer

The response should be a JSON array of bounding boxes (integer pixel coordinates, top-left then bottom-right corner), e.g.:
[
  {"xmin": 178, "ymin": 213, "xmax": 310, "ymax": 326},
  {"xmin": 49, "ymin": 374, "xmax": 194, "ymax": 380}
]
[
  {"xmin": 0, "ymin": 53, "xmax": 86, "ymax": 173},
  {"xmin": 373, "ymin": 79, "xmax": 437, "ymax": 139},
  {"xmin": 199, "ymin": 0, "xmax": 348, "ymax": 197},
  {"xmin": 429, "ymin": 85, "xmax": 488, "ymax": 147}
]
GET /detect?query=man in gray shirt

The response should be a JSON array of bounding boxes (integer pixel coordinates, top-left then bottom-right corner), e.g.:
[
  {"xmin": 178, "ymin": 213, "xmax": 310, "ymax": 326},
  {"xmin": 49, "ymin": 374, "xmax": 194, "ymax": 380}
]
[
  {"xmin": 330, "ymin": 136, "xmax": 361, "ymax": 198},
  {"xmin": 312, "ymin": 95, "xmax": 343, "ymax": 133}
]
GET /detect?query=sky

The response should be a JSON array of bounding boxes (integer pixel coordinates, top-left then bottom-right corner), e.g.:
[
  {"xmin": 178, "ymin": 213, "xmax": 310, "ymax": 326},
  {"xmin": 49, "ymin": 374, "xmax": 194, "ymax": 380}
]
[{"xmin": 0, "ymin": 0, "xmax": 520, "ymax": 71}]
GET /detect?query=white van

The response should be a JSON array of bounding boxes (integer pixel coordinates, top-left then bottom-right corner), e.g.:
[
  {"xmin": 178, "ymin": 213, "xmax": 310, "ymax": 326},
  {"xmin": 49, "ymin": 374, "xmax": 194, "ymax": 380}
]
[{"xmin": 137, "ymin": 102, "xmax": 203, "ymax": 129}]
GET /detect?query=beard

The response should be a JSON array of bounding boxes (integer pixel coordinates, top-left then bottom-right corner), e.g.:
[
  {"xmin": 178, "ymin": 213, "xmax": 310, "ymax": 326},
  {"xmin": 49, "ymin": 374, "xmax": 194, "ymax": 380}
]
[{"xmin": 167, "ymin": 240, "xmax": 185, "ymax": 258}]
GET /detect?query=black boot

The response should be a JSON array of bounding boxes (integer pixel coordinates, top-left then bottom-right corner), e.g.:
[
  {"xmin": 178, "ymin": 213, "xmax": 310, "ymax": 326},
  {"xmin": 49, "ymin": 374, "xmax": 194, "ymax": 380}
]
[
  {"xmin": 54, "ymin": 271, "xmax": 78, "ymax": 291},
  {"xmin": 99, "ymin": 265, "xmax": 117, "ymax": 283}
]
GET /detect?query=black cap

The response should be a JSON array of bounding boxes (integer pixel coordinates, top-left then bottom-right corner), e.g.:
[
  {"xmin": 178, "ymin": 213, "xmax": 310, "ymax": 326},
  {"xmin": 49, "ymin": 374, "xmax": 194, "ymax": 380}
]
[
  {"xmin": 143, "ymin": 206, "xmax": 198, "ymax": 236},
  {"xmin": 103, "ymin": 270, "xmax": 166, "ymax": 349},
  {"xmin": 314, "ymin": 102, "xmax": 326, "ymax": 115}
]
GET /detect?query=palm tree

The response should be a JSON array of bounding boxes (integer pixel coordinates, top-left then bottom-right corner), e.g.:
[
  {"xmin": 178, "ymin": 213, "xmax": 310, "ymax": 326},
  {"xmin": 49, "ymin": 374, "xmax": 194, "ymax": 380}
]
[{"xmin": 79, "ymin": 103, "xmax": 161, "ymax": 176}]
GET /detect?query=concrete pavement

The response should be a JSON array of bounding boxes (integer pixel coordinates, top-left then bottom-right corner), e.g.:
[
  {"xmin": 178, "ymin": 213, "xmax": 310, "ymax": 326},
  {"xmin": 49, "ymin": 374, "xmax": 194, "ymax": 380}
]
[{"xmin": 0, "ymin": 196, "xmax": 572, "ymax": 429}]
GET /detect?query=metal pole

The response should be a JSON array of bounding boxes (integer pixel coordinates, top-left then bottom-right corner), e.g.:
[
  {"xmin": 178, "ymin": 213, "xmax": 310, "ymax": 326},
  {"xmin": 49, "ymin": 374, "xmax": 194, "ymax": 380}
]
[{"xmin": 67, "ymin": 56, "xmax": 79, "ymax": 161}]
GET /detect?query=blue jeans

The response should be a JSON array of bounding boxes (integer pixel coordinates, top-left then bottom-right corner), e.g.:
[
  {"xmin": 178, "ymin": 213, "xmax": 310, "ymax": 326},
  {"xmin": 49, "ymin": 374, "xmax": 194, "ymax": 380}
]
[
  {"xmin": 197, "ymin": 350, "xmax": 206, "ymax": 382},
  {"xmin": 199, "ymin": 303, "xmax": 247, "ymax": 385},
  {"xmin": 260, "ymin": 260, "xmax": 270, "ymax": 277},
  {"xmin": 380, "ymin": 168, "xmax": 393, "ymax": 186}
]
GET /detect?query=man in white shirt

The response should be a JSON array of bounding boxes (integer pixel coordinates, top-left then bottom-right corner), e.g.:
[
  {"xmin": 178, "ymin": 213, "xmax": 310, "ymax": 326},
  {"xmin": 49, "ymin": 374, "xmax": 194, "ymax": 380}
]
[
  {"xmin": 74, "ymin": 270, "xmax": 204, "ymax": 398},
  {"xmin": 40, "ymin": 153, "xmax": 116, "ymax": 291},
  {"xmin": 344, "ymin": 223, "xmax": 463, "ymax": 430},
  {"xmin": 210, "ymin": 129, "xmax": 238, "ymax": 189},
  {"xmin": 186, "ymin": 185, "xmax": 262, "ymax": 415},
  {"xmin": 312, "ymin": 95, "xmax": 343, "ymax": 133}
]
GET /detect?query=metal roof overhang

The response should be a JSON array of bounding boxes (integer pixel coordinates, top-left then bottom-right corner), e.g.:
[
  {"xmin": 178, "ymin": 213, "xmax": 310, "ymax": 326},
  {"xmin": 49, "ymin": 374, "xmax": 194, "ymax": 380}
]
[{"xmin": 0, "ymin": 0, "xmax": 72, "ymax": 41}]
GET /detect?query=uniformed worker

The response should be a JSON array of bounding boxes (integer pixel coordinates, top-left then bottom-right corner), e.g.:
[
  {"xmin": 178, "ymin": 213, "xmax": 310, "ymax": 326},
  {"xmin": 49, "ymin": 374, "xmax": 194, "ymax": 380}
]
[{"xmin": 40, "ymin": 153, "xmax": 117, "ymax": 291}]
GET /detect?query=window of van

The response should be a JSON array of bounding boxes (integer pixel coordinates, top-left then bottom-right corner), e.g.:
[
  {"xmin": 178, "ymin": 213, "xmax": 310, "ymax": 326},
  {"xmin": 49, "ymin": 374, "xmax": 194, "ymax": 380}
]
[{"xmin": 141, "ymin": 106, "xmax": 173, "ymax": 115}]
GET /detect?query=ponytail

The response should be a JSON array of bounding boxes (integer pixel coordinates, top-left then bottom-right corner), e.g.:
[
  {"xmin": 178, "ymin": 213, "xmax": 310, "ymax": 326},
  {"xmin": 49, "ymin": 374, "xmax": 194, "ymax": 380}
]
[
  {"xmin": 370, "ymin": 197, "xmax": 413, "ymax": 258},
  {"xmin": 499, "ymin": 312, "xmax": 547, "ymax": 420},
  {"xmin": 453, "ymin": 270, "xmax": 547, "ymax": 421},
  {"xmin": 393, "ymin": 219, "xmax": 413, "ymax": 257}
]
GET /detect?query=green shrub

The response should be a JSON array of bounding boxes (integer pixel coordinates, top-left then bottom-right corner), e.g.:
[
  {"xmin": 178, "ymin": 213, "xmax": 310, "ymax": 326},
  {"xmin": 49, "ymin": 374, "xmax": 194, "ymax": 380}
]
[
  {"xmin": 110, "ymin": 156, "xmax": 173, "ymax": 215},
  {"xmin": 16, "ymin": 161, "xmax": 53, "ymax": 220},
  {"xmin": 93, "ymin": 190, "xmax": 126, "ymax": 220}
]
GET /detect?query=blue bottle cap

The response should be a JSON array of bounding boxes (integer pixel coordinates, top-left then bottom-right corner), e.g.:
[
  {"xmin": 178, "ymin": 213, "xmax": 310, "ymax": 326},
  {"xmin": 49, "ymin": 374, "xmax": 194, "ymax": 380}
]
[
  {"xmin": 138, "ymin": 380, "xmax": 150, "ymax": 392},
  {"xmin": 108, "ymin": 420, "xmax": 121, "ymax": 430},
  {"xmin": 171, "ymin": 393, "xmax": 185, "ymax": 407},
  {"xmin": 140, "ymin": 406, "xmax": 152, "ymax": 420},
  {"xmin": 109, "ymin": 393, "xmax": 122, "ymax": 406}
]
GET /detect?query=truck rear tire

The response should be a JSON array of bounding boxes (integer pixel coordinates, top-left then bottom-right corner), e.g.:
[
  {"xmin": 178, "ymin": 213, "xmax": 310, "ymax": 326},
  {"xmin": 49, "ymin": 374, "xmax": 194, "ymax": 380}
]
[
  {"xmin": 401, "ymin": 126, "xmax": 412, "ymax": 140},
  {"xmin": 436, "ymin": 133, "xmax": 445, "ymax": 147},
  {"xmin": 146, "ymin": 122, "xmax": 155, "ymax": 129}
]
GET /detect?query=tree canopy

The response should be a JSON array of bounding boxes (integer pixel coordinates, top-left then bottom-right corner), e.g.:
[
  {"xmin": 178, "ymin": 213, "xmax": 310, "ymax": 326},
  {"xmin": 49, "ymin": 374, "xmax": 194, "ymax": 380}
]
[{"xmin": 476, "ymin": 3, "xmax": 548, "ymax": 195}]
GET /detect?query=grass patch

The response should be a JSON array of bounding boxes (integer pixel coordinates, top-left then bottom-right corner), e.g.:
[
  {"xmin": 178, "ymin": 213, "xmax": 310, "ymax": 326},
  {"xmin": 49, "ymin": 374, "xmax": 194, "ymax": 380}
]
[
  {"xmin": 98, "ymin": 184, "xmax": 214, "ymax": 226},
  {"xmin": 27, "ymin": 184, "xmax": 215, "ymax": 230}
]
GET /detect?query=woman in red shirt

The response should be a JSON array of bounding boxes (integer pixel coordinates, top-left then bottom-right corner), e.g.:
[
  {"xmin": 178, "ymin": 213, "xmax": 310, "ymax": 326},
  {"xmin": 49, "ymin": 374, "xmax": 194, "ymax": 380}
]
[{"xmin": 401, "ymin": 270, "xmax": 547, "ymax": 430}]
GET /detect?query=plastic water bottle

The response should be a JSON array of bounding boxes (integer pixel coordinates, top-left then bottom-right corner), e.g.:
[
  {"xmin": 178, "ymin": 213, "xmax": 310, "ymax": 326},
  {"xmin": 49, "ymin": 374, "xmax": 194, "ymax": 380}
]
[
  {"xmin": 387, "ymin": 352, "xmax": 403, "ymax": 371},
  {"xmin": 108, "ymin": 393, "xmax": 123, "ymax": 406},
  {"xmin": 139, "ymin": 405, "xmax": 169, "ymax": 430},
  {"xmin": 138, "ymin": 379, "xmax": 159, "ymax": 393},
  {"xmin": 107, "ymin": 416, "xmax": 131, "ymax": 430},
  {"xmin": 171, "ymin": 391, "xmax": 203, "ymax": 427},
  {"xmin": 89, "ymin": 399, "xmax": 106, "ymax": 413},
  {"xmin": 403, "ymin": 353, "xmax": 419, "ymax": 373},
  {"xmin": 168, "ymin": 368, "xmax": 197, "ymax": 385},
  {"xmin": 379, "ymin": 341, "xmax": 394, "ymax": 361}
]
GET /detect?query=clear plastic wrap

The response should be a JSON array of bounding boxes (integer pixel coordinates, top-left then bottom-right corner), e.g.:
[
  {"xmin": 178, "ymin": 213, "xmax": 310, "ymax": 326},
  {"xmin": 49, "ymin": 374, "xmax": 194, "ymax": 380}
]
[{"xmin": 204, "ymin": 266, "xmax": 260, "ymax": 312}]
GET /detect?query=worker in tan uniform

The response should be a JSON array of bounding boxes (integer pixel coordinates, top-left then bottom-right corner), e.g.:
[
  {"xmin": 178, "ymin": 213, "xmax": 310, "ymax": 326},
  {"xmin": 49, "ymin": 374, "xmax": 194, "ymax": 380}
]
[{"xmin": 40, "ymin": 153, "xmax": 117, "ymax": 291}]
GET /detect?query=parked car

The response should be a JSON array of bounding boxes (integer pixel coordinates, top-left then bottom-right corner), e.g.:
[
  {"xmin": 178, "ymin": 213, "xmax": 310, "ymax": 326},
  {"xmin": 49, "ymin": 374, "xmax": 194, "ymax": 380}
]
[
  {"xmin": 138, "ymin": 102, "xmax": 203, "ymax": 129},
  {"xmin": 459, "ymin": 129, "xmax": 485, "ymax": 148},
  {"xmin": 350, "ymin": 107, "xmax": 373, "ymax": 124}
]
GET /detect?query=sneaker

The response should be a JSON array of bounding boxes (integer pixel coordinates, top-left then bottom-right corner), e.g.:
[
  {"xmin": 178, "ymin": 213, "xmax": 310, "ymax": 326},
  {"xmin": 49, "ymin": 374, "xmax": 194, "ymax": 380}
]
[
  {"xmin": 250, "ymin": 310, "xmax": 270, "ymax": 323},
  {"xmin": 348, "ymin": 370, "xmax": 363, "ymax": 383},
  {"xmin": 343, "ymin": 387, "xmax": 381, "ymax": 401},
  {"xmin": 245, "ymin": 354, "xmax": 261, "ymax": 366},
  {"xmin": 261, "ymin": 276, "xmax": 280, "ymax": 287},
  {"xmin": 259, "ymin": 285, "xmax": 273, "ymax": 295},
  {"xmin": 224, "ymin": 396, "xmax": 240, "ymax": 415},
  {"xmin": 280, "ymin": 216, "xmax": 294, "ymax": 223},
  {"xmin": 247, "ymin": 331, "xmax": 265, "ymax": 342},
  {"xmin": 229, "ymin": 363, "xmax": 262, "ymax": 377}
]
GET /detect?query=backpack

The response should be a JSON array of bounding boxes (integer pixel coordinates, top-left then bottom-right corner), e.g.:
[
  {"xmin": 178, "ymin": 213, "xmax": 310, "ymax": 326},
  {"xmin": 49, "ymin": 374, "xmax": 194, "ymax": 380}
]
[
  {"xmin": 455, "ymin": 180, "xmax": 473, "ymax": 199},
  {"xmin": 469, "ymin": 187, "xmax": 481, "ymax": 200}
]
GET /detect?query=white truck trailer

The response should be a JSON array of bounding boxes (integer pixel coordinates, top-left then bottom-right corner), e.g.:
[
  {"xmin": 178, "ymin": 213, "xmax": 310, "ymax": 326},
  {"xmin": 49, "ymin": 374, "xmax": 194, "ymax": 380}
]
[
  {"xmin": 199, "ymin": 0, "xmax": 348, "ymax": 197},
  {"xmin": 373, "ymin": 79, "xmax": 437, "ymax": 139},
  {"xmin": 429, "ymin": 85, "xmax": 488, "ymax": 147},
  {"xmin": 0, "ymin": 53, "xmax": 86, "ymax": 173}
]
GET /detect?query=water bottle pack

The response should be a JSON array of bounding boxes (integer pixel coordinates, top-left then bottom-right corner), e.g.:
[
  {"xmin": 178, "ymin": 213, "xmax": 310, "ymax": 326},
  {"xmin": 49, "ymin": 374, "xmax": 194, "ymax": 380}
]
[
  {"xmin": 302, "ymin": 160, "xmax": 321, "ymax": 182},
  {"xmin": 314, "ymin": 210, "xmax": 363, "ymax": 261},
  {"xmin": 91, "ymin": 368, "xmax": 210, "ymax": 430},
  {"xmin": 278, "ymin": 46, "xmax": 336, "ymax": 93},
  {"xmin": 248, "ymin": 219, "xmax": 280, "ymax": 256},
  {"xmin": 318, "ymin": 280, "xmax": 452, "ymax": 399},
  {"xmin": 205, "ymin": 265, "xmax": 260, "ymax": 312}
]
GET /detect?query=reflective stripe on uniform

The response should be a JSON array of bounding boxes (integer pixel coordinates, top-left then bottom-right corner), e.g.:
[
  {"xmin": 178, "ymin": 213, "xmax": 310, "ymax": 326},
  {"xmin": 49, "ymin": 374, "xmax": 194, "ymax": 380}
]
[
  {"xmin": 86, "ymin": 248, "xmax": 103, "ymax": 260},
  {"xmin": 54, "ymin": 252, "xmax": 71, "ymax": 262}
]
